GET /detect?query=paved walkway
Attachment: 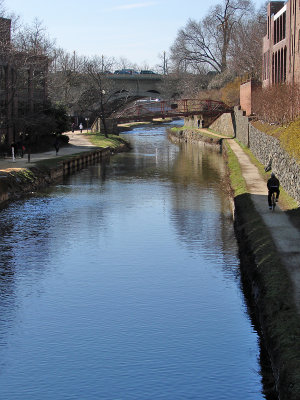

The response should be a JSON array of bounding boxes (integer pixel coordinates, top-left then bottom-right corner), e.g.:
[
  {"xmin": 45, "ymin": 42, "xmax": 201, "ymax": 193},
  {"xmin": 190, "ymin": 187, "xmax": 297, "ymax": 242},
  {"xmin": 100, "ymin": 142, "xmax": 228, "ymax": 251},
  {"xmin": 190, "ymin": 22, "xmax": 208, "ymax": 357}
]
[
  {"xmin": 228, "ymin": 140, "xmax": 300, "ymax": 309},
  {"xmin": 0, "ymin": 131, "xmax": 96, "ymax": 171}
]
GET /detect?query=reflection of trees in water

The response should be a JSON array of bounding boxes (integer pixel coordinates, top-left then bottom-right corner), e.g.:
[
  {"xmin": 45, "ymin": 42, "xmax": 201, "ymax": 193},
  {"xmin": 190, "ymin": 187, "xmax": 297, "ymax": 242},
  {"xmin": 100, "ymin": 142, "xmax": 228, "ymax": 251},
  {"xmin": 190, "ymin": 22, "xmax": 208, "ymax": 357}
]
[
  {"xmin": 0, "ymin": 199, "xmax": 54, "ymax": 350},
  {"xmin": 0, "ymin": 214, "xmax": 17, "ymax": 347},
  {"xmin": 169, "ymin": 140, "xmax": 275, "ymax": 397},
  {"xmin": 170, "ymin": 141, "xmax": 225, "ymax": 187},
  {"xmin": 169, "ymin": 141, "xmax": 238, "ymax": 277},
  {"xmin": 0, "ymin": 177, "xmax": 109, "ymax": 352}
]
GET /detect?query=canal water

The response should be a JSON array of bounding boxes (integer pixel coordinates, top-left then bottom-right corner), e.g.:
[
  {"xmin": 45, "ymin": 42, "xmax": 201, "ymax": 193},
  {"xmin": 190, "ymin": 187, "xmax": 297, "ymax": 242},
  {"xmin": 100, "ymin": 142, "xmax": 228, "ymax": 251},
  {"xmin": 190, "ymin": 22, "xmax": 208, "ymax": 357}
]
[{"xmin": 0, "ymin": 123, "xmax": 267, "ymax": 399}]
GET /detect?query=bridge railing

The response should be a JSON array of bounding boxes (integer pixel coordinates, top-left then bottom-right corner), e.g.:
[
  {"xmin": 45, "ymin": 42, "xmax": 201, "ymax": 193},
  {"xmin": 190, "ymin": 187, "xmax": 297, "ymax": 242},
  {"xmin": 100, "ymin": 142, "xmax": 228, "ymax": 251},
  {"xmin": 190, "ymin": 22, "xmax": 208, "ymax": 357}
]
[{"xmin": 113, "ymin": 99, "xmax": 231, "ymax": 122}]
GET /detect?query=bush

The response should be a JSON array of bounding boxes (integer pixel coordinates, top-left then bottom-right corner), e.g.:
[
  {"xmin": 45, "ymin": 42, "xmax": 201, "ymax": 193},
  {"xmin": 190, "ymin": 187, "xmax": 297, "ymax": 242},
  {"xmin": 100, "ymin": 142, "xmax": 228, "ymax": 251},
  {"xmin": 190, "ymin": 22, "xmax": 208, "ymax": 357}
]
[
  {"xmin": 207, "ymin": 70, "xmax": 235, "ymax": 90},
  {"xmin": 252, "ymin": 84, "xmax": 300, "ymax": 125},
  {"xmin": 221, "ymin": 76, "xmax": 243, "ymax": 106},
  {"xmin": 280, "ymin": 118, "xmax": 300, "ymax": 161}
]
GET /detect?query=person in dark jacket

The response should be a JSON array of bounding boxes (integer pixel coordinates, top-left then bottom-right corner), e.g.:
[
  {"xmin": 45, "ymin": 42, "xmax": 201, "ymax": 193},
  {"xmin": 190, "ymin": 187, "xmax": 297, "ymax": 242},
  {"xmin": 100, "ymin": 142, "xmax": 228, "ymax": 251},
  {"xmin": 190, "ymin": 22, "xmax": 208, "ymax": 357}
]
[
  {"xmin": 54, "ymin": 136, "xmax": 60, "ymax": 155},
  {"xmin": 267, "ymin": 172, "xmax": 280, "ymax": 209}
]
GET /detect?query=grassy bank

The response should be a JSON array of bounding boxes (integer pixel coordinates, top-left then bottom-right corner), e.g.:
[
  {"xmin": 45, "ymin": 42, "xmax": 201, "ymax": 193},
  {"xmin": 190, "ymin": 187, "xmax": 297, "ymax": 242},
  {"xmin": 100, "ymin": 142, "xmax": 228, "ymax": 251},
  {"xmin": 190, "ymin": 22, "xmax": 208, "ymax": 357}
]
[
  {"xmin": 252, "ymin": 118, "xmax": 300, "ymax": 162},
  {"xmin": 234, "ymin": 139, "xmax": 300, "ymax": 232},
  {"xmin": 84, "ymin": 132, "xmax": 130, "ymax": 149},
  {"xmin": 224, "ymin": 140, "xmax": 300, "ymax": 400}
]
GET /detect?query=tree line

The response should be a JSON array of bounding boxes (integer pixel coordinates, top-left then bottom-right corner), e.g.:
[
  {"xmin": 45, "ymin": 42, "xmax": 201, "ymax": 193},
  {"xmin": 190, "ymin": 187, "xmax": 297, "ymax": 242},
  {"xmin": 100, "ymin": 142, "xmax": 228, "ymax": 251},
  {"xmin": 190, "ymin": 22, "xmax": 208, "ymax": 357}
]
[{"xmin": 2, "ymin": 0, "xmax": 295, "ymax": 145}]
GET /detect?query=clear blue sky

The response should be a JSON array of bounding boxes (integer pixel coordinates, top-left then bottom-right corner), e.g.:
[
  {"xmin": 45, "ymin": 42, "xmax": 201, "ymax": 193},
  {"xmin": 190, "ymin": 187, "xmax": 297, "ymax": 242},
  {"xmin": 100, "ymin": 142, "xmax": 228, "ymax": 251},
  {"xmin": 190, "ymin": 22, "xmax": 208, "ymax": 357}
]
[{"xmin": 5, "ymin": 0, "xmax": 266, "ymax": 68}]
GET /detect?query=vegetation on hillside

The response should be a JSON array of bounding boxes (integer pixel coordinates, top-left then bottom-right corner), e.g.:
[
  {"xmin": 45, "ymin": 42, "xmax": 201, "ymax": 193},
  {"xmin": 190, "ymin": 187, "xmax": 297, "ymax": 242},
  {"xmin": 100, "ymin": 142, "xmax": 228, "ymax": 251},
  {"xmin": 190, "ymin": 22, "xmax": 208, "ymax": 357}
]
[
  {"xmin": 252, "ymin": 84, "xmax": 300, "ymax": 125},
  {"xmin": 252, "ymin": 118, "xmax": 300, "ymax": 162}
]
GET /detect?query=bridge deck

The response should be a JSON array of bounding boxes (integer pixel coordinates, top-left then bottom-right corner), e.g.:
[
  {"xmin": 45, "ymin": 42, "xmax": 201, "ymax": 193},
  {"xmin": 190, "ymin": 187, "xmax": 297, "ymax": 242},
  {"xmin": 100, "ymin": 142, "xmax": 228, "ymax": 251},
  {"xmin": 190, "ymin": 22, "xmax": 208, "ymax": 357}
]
[{"xmin": 114, "ymin": 99, "xmax": 231, "ymax": 123}]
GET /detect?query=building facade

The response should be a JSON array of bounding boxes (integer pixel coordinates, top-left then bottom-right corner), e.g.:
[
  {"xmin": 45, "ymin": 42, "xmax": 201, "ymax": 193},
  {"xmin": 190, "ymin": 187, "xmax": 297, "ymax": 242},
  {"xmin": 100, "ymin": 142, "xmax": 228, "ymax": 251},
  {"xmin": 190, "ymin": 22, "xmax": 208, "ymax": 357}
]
[
  {"xmin": 0, "ymin": 17, "xmax": 48, "ymax": 150},
  {"xmin": 262, "ymin": 0, "xmax": 300, "ymax": 87}
]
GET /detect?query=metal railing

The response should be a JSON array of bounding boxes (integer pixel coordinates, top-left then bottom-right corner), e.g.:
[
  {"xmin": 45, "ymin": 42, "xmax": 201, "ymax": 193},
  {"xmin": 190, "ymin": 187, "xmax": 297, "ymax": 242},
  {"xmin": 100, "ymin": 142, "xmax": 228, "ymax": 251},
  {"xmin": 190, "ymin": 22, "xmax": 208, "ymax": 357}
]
[{"xmin": 113, "ymin": 99, "xmax": 231, "ymax": 122}]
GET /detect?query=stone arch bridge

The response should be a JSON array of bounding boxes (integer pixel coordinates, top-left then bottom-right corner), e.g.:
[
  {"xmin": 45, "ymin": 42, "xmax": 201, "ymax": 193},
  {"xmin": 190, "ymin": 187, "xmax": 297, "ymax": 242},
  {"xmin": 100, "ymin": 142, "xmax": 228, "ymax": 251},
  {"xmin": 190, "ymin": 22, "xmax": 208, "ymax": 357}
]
[
  {"xmin": 90, "ymin": 75, "xmax": 231, "ymax": 133},
  {"xmin": 107, "ymin": 74, "xmax": 164, "ymax": 99}
]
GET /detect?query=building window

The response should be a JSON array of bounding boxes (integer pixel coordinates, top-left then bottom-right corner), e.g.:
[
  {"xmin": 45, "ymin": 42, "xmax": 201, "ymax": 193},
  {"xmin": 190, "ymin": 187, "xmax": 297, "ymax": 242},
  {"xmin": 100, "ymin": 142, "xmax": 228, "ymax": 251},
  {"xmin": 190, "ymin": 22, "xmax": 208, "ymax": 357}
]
[
  {"xmin": 272, "ymin": 47, "xmax": 287, "ymax": 84},
  {"xmin": 263, "ymin": 51, "xmax": 270, "ymax": 80},
  {"xmin": 274, "ymin": 11, "xmax": 286, "ymax": 44}
]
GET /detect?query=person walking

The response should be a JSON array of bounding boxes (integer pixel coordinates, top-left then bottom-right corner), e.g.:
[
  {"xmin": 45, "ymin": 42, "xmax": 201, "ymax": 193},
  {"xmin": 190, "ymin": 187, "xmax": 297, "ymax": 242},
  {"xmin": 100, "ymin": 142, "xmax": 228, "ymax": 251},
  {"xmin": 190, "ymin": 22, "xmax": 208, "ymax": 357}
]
[
  {"xmin": 11, "ymin": 141, "xmax": 16, "ymax": 162},
  {"xmin": 54, "ymin": 136, "xmax": 60, "ymax": 156},
  {"xmin": 71, "ymin": 122, "xmax": 75, "ymax": 132},
  {"xmin": 267, "ymin": 172, "xmax": 280, "ymax": 209},
  {"xmin": 79, "ymin": 123, "xmax": 83, "ymax": 133}
]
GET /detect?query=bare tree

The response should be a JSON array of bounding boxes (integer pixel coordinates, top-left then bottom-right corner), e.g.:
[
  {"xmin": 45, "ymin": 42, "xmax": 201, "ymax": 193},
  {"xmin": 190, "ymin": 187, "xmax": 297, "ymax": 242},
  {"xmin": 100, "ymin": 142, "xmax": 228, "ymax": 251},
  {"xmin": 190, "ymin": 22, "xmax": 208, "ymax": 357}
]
[
  {"xmin": 48, "ymin": 48, "xmax": 86, "ymax": 112},
  {"xmin": 229, "ymin": 6, "xmax": 266, "ymax": 78},
  {"xmin": 77, "ymin": 57, "xmax": 133, "ymax": 137},
  {"xmin": 13, "ymin": 18, "xmax": 55, "ymax": 56},
  {"xmin": 170, "ymin": 0, "xmax": 253, "ymax": 73},
  {"xmin": 114, "ymin": 57, "xmax": 139, "ymax": 72},
  {"xmin": 156, "ymin": 51, "xmax": 170, "ymax": 75},
  {"xmin": 0, "ymin": 16, "xmax": 55, "ymax": 148}
]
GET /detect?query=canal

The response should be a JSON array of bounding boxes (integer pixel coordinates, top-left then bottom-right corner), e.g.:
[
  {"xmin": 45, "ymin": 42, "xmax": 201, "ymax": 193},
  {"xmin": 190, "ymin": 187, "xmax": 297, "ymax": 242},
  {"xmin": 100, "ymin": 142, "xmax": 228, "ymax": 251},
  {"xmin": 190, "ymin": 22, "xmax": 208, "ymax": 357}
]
[{"xmin": 0, "ymin": 123, "xmax": 267, "ymax": 399}]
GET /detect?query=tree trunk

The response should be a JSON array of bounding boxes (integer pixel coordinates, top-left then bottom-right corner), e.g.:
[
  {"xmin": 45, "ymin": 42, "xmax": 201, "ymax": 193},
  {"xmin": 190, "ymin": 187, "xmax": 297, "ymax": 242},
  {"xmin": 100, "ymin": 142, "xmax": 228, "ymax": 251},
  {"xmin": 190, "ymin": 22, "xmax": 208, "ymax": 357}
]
[{"xmin": 101, "ymin": 117, "xmax": 108, "ymax": 138}]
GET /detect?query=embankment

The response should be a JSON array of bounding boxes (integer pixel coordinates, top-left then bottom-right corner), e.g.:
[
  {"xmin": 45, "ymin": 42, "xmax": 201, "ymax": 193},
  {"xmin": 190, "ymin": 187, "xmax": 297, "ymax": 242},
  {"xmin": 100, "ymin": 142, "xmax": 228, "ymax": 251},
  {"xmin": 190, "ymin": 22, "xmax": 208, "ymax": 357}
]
[
  {"xmin": 167, "ymin": 127, "xmax": 222, "ymax": 147},
  {"xmin": 168, "ymin": 127, "xmax": 300, "ymax": 400},
  {"xmin": 0, "ymin": 147, "xmax": 114, "ymax": 206}
]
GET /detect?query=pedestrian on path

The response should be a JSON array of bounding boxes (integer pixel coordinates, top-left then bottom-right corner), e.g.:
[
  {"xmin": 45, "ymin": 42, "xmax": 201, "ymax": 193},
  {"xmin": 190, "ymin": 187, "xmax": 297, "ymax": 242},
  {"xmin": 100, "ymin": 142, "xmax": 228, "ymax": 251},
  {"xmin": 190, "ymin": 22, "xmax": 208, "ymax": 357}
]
[
  {"xmin": 54, "ymin": 136, "xmax": 60, "ymax": 156},
  {"xmin": 11, "ymin": 141, "xmax": 16, "ymax": 162},
  {"xmin": 79, "ymin": 123, "xmax": 83, "ymax": 133},
  {"xmin": 72, "ymin": 122, "xmax": 75, "ymax": 132}
]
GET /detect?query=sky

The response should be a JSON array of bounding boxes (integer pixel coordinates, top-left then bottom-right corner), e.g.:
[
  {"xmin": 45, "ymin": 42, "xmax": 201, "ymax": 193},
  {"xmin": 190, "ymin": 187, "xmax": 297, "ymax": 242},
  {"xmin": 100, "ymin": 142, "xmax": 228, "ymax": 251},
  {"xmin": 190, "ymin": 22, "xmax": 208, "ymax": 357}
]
[{"xmin": 5, "ymin": 0, "xmax": 266, "ymax": 69}]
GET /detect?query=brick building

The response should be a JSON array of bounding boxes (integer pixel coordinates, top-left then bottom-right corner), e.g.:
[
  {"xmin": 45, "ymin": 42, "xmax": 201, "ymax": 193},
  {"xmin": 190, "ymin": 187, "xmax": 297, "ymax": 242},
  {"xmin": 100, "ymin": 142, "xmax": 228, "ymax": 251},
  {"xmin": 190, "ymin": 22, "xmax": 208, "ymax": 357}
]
[
  {"xmin": 262, "ymin": 0, "xmax": 300, "ymax": 87},
  {"xmin": 0, "ymin": 17, "xmax": 48, "ymax": 150}
]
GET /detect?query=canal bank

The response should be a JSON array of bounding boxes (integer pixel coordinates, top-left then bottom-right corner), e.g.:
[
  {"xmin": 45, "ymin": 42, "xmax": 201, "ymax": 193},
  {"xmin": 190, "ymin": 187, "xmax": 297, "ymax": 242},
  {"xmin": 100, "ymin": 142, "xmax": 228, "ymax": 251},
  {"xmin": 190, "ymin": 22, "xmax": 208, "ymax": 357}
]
[
  {"xmin": 0, "ymin": 131, "xmax": 130, "ymax": 206},
  {"xmin": 168, "ymin": 127, "xmax": 300, "ymax": 400}
]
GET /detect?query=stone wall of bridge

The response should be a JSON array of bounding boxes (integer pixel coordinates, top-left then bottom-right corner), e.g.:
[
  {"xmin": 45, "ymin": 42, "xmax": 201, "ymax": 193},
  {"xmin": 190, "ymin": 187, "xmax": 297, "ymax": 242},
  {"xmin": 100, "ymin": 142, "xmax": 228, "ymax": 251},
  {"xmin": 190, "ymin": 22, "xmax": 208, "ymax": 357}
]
[{"xmin": 184, "ymin": 114, "xmax": 220, "ymax": 128}]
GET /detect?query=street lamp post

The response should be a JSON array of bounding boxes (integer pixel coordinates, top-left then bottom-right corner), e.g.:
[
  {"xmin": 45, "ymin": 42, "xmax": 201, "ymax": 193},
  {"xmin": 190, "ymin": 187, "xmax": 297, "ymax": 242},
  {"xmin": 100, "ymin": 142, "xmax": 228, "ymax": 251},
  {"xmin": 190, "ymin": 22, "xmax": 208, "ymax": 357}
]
[{"xmin": 85, "ymin": 117, "xmax": 89, "ymax": 133}]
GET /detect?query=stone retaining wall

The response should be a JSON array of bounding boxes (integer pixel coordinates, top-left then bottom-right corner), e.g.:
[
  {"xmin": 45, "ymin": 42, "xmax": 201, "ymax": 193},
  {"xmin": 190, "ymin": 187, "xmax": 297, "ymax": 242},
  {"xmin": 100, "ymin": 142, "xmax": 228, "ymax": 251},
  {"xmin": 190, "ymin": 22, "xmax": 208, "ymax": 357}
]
[
  {"xmin": 0, "ymin": 148, "xmax": 112, "ymax": 206},
  {"xmin": 199, "ymin": 107, "xmax": 300, "ymax": 203},
  {"xmin": 209, "ymin": 112, "xmax": 235, "ymax": 137},
  {"xmin": 167, "ymin": 128, "xmax": 222, "ymax": 147},
  {"xmin": 233, "ymin": 106, "xmax": 300, "ymax": 204}
]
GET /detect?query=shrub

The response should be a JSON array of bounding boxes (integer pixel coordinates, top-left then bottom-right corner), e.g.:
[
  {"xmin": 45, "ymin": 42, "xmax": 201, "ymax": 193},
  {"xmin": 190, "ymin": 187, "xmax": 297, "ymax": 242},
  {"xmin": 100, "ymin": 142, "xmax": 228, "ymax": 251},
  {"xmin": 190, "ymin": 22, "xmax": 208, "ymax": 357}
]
[
  {"xmin": 280, "ymin": 118, "xmax": 300, "ymax": 161},
  {"xmin": 221, "ymin": 76, "xmax": 243, "ymax": 106},
  {"xmin": 252, "ymin": 84, "xmax": 300, "ymax": 125}
]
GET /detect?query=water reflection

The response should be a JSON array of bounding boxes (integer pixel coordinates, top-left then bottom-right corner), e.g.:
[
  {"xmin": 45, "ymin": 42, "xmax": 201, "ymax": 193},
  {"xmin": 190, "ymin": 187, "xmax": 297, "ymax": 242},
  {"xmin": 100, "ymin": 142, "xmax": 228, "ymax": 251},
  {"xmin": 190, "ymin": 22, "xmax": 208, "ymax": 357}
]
[{"xmin": 0, "ymin": 122, "xmax": 267, "ymax": 400}]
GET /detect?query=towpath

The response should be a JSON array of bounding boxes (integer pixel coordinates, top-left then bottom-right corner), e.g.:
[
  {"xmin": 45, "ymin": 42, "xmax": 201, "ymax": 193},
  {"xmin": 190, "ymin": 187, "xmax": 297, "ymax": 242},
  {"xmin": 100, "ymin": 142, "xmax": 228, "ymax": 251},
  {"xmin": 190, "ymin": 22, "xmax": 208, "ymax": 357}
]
[
  {"xmin": 199, "ymin": 128, "xmax": 300, "ymax": 313},
  {"xmin": 0, "ymin": 131, "xmax": 95, "ymax": 171}
]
